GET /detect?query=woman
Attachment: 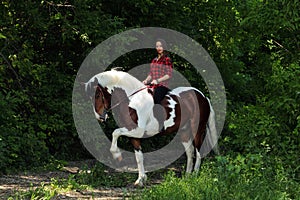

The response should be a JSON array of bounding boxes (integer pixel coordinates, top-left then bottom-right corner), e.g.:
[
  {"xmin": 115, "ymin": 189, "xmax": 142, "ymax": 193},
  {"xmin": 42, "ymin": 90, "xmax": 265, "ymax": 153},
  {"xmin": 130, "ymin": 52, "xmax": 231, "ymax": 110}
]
[{"xmin": 143, "ymin": 39, "xmax": 173, "ymax": 104}]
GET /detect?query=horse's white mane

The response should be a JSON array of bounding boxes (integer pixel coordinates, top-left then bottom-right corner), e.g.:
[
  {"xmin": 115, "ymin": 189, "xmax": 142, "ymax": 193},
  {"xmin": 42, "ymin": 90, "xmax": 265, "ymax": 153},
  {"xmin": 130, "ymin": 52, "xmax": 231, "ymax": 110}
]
[{"xmin": 88, "ymin": 69, "xmax": 144, "ymax": 94}]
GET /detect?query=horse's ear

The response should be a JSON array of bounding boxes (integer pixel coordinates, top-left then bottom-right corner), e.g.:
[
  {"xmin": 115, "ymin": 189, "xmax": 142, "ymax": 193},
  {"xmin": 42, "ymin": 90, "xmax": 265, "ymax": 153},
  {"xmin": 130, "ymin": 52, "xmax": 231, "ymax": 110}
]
[
  {"xmin": 84, "ymin": 77, "xmax": 102, "ymax": 98},
  {"xmin": 111, "ymin": 67, "xmax": 124, "ymax": 71},
  {"xmin": 84, "ymin": 81, "xmax": 95, "ymax": 99},
  {"xmin": 79, "ymin": 81, "xmax": 88, "ymax": 95},
  {"xmin": 93, "ymin": 77, "xmax": 98, "ymax": 84}
]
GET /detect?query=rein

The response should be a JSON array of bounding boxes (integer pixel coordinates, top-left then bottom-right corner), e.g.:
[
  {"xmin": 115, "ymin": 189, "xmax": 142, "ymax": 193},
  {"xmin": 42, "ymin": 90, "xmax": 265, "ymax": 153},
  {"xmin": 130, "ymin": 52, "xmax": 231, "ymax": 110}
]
[
  {"xmin": 109, "ymin": 84, "xmax": 156, "ymax": 111},
  {"xmin": 96, "ymin": 84, "xmax": 158, "ymax": 121}
]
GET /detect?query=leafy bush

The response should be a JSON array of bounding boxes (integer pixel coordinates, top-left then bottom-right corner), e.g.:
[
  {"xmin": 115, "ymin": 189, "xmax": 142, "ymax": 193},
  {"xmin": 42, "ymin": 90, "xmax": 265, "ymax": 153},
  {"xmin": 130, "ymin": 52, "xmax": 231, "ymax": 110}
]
[
  {"xmin": 0, "ymin": 0, "xmax": 299, "ymax": 181},
  {"xmin": 0, "ymin": 0, "xmax": 126, "ymax": 172},
  {"xmin": 135, "ymin": 156, "xmax": 300, "ymax": 200},
  {"xmin": 0, "ymin": 91, "xmax": 50, "ymax": 173},
  {"xmin": 225, "ymin": 61, "xmax": 299, "ymax": 176}
]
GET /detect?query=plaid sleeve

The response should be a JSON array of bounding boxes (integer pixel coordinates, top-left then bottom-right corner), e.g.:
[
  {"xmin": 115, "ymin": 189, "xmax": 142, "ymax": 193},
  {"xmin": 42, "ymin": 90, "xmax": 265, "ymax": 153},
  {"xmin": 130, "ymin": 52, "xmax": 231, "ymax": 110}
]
[
  {"xmin": 164, "ymin": 56, "xmax": 173, "ymax": 78},
  {"xmin": 149, "ymin": 58, "xmax": 156, "ymax": 77}
]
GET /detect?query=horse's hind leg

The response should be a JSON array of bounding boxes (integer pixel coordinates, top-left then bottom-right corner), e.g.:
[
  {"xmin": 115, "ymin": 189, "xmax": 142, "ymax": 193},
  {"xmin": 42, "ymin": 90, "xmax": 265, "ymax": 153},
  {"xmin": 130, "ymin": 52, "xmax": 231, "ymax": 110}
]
[
  {"xmin": 193, "ymin": 130, "xmax": 205, "ymax": 172},
  {"xmin": 193, "ymin": 126, "xmax": 205, "ymax": 172},
  {"xmin": 182, "ymin": 139, "xmax": 194, "ymax": 173},
  {"xmin": 194, "ymin": 149, "xmax": 201, "ymax": 172}
]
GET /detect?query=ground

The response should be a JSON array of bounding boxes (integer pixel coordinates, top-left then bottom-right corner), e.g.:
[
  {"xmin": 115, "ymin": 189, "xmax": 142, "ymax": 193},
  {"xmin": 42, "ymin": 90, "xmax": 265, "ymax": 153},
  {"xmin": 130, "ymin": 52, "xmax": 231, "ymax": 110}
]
[{"xmin": 0, "ymin": 159, "xmax": 185, "ymax": 199}]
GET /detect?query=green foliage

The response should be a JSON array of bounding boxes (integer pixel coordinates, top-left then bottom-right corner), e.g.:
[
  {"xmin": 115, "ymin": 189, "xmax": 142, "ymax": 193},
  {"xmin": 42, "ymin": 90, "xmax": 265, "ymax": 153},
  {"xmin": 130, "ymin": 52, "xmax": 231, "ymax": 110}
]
[
  {"xmin": 8, "ymin": 182, "xmax": 57, "ymax": 200},
  {"xmin": 0, "ymin": 2, "xmax": 299, "ymax": 195},
  {"xmin": 75, "ymin": 162, "xmax": 137, "ymax": 187},
  {"xmin": 225, "ymin": 61, "xmax": 300, "ymax": 176},
  {"xmin": 9, "ymin": 175, "xmax": 89, "ymax": 200},
  {"xmin": 0, "ymin": 0, "xmax": 127, "ymax": 172},
  {"xmin": 135, "ymin": 156, "xmax": 300, "ymax": 200},
  {"xmin": 0, "ymin": 91, "xmax": 50, "ymax": 173}
]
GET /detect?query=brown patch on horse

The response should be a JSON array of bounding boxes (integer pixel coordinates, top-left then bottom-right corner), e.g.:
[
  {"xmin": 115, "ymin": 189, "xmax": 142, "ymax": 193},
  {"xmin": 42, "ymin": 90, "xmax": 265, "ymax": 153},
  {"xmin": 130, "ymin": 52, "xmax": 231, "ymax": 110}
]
[
  {"xmin": 95, "ymin": 85, "xmax": 111, "ymax": 115},
  {"xmin": 111, "ymin": 88, "xmax": 138, "ymax": 131},
  {"xmin": 176, "ymin": 90, "xmax": 210, "ymax": 149},
  {"xmin": 130, "ymin": 138, "xmax": 141, "ymax": 151},
  {"xmin": 194, "ymin": 92, "xmax": 210, "ymax": 149},
  {"xmin": 158, "ymin": 90, "xmax": 211, "ymax": 150}
]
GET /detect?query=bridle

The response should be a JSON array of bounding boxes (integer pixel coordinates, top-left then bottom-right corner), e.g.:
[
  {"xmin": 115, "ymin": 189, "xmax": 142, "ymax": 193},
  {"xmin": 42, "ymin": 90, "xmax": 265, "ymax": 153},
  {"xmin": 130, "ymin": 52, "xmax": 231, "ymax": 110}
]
[{"xmin": 95, "ymin": 84, "xmax": 157, "ymax": 121}]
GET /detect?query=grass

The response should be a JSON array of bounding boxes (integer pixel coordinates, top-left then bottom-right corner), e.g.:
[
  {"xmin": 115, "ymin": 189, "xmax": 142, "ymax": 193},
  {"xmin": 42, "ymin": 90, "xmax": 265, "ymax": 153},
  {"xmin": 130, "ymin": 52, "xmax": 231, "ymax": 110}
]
[
  {"xmin": 133, "ymin": 155, "xmax": 300, "ymax": 200},
  {"xmin": 8, "ymin": 154, "xmax": 300, "ymax": 200}
]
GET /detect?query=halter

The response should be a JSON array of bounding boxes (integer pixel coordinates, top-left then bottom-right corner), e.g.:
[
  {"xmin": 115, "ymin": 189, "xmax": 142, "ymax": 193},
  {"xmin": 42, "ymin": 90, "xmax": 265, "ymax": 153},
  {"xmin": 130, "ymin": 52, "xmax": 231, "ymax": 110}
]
[{"xmin": 94, "ymin": 84, "xmax": 109, "ymax": 121}]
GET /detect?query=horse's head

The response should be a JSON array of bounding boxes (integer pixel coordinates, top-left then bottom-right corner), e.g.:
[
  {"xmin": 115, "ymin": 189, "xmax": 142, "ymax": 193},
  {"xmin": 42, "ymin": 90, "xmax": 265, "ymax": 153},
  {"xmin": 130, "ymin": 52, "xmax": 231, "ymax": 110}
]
[
  {"xmin": 85, "ymin": 70, "xmax": 145, "ymax": 123},
  {"xmin": 85, "ymin": 78, "xmax": 112, "ymax": 122},
  {"xmin": 94, "ymin": 84, "xmax": 112, "ymax": 122}
]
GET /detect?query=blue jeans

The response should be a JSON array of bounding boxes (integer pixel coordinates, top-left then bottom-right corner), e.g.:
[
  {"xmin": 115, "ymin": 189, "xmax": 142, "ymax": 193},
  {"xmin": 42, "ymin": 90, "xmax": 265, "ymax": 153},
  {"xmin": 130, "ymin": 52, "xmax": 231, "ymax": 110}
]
[{"xmin": 153, "ymin": 85, "xmax": 170, "ymax": 104}]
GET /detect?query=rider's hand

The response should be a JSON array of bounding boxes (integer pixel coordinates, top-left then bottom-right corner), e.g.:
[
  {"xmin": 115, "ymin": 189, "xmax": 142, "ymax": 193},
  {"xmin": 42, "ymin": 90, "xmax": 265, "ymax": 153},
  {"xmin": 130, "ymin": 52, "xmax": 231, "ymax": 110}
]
[
  {"xmin": 142, "ymin": 80, "xmax": 149, "ymax": 85},
  {"xmin": 151, "ymin": 79, "xmax": 158, "ymax": 85}
]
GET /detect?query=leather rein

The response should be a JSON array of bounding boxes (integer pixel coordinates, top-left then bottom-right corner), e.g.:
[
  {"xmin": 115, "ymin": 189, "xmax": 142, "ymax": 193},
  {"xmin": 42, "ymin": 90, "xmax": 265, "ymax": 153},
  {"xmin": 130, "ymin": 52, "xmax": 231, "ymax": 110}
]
[{"xmin": 97, "ymin": 84, "xmax": 157, "ymax": 121}]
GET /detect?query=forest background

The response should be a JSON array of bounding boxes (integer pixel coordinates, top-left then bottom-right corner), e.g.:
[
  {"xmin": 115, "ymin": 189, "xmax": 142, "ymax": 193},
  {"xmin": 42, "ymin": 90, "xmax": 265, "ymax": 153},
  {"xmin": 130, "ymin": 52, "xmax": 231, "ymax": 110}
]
[{"xmin": 0, "ymin": 0, "xmax": 299, "ymax": 199}]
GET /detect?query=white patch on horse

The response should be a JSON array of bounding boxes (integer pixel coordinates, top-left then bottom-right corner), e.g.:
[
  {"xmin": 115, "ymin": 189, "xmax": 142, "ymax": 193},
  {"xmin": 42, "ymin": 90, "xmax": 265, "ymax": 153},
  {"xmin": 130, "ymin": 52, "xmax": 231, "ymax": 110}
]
[
  {"xmin": 170, "ymin": 87, "xmax": 205, "ymax": 98},
  {"xmin": 182, "ymin": 139, "xmax": 194, "ymax": 173},
  {"xmin": 88, "ymin": 71, "xmax": 145, "ymax": 95},
  {"xmin": 88, "ymin": 70, "xmax": 160, "ymax": 135},
  {"xmin": 93, "ymin": 109, "xmax": 101, "ymax": 121},
  {"xmin": 134, "ymin": 150, "xmax": 147, "ymax": 186},
  {"xmin": 194, "ymin": 149, "xmax": 201, "ymax": 172},
  {"xmin": 164, "ymin": 95, "xmax": 177, "ymax": 129}
]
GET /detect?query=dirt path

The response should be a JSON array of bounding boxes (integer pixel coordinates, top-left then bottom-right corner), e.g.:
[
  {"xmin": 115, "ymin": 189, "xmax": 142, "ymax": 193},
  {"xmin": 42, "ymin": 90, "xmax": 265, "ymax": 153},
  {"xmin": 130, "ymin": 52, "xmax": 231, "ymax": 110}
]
[
  {"xmin": 0, "ymin": 161, "xmax": 135, "ymax": 199},
  {"xmin": 0, "ymin": 159, "xmax": 184, "ymax": 199},
  {"xmin": 0, "ymin": 170, "xmax": 135, "ymax": 199}
]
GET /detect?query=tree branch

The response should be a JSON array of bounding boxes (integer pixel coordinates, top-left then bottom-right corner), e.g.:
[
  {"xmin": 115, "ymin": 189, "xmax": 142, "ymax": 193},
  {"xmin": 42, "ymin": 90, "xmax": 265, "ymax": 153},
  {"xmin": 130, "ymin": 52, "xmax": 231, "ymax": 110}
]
[
  {"xmin": 45, "ymin": 1, "xmax": 75, "ymax": 8},
  {"xmin": 0, "ymin": 51, "xmax": 23, "ymax": 90},
  {"xmin": 273, "ymin": 39, "xmax": 290, "ymax": 53}
]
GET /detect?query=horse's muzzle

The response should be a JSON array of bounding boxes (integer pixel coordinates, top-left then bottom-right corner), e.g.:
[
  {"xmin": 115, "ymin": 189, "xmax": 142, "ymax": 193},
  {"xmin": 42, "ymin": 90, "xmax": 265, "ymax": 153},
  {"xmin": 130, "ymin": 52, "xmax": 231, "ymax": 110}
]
[{"xmin": 99, "ymin": 109, "xmax": 109, "ymax": 122}]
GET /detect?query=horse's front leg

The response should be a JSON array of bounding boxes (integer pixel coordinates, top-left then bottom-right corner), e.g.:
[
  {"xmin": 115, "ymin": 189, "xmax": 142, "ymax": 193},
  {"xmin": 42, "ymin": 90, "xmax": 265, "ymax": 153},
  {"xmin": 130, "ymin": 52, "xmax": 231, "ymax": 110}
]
[
  {"xmin": 111, "ymin": 127, "xmax": 147, "ymax": 186},
  {"xmin": 110, "ymin": 127, "xmax": 128, "ymax": 161},
  {"xmin": 134, "ymin": 149, "xmax": 147, "ymax": 186},
  {"xmin": 131, "ymin": 138, "xmax": 147, "ymax": 186},
  {"xmin": 110, "ymin": 127, "xmax": 145, "ymax": 161}
]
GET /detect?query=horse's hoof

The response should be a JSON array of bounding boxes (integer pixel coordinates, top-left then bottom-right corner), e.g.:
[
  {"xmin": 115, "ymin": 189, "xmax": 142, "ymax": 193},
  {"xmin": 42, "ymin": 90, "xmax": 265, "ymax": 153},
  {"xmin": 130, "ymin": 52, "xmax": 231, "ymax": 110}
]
[
  {"xmin": 134, "ymin": 176, "xmax": 147, "ymax": 187},
  {"xmin": 134, "ymin": 180, "xmax": 144, "ymax": 187}
]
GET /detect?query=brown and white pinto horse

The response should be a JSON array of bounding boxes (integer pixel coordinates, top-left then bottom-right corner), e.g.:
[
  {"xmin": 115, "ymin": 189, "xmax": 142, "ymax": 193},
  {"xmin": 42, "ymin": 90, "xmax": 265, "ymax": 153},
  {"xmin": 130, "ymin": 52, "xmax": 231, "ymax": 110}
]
[{"xmin": 85, "ymin": 69, "xmax": 219, "ymax": 186}]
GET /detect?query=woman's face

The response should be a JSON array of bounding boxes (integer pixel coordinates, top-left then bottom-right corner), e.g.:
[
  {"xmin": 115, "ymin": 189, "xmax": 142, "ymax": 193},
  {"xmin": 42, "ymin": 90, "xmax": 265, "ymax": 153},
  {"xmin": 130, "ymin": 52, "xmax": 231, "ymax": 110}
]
[{"xmin": 156, "ymin": 41, "xmax": 164, "ymax": 55}]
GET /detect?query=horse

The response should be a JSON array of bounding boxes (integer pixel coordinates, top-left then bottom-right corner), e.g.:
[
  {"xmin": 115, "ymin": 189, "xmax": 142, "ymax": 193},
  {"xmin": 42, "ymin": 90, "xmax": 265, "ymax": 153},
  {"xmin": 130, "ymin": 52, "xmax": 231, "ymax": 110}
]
[{"xmin": 85, "ymin": 69, "xmax": 219, "ymax": 186}]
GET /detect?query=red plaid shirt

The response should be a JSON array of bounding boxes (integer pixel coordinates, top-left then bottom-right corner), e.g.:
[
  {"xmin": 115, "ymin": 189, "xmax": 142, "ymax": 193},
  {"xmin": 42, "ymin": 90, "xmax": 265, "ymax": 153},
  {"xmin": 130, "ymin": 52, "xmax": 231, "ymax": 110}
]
[{"xmin": 149, "ymin": 55, "xmax": 173, "ymax": 87}]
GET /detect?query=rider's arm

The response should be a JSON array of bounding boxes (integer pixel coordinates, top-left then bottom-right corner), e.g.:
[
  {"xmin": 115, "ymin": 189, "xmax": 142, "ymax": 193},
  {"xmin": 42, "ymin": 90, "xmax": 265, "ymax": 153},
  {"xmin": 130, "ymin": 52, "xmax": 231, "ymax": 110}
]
[
  {"xmin": 156, "ymin": 74, "xmax": 170, "ymax": 83},
  {"xmin": 143, "ymin": 75, "xmax": 152, "ymax": 84}
]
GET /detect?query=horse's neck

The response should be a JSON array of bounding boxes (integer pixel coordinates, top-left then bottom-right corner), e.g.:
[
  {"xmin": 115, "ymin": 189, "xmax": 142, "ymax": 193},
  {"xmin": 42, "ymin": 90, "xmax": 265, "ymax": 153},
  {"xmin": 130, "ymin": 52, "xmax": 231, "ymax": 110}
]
[
  {"xmin": 112, "ymin": 88, "xmax": 128, "ymax": 103},
  {"xmin": 112, "ymin": 73, "xmax": 143, "ymax": 95},
  {"xmin": 95, "ymin": 71, "xmax": 143, "ymax": 95}
]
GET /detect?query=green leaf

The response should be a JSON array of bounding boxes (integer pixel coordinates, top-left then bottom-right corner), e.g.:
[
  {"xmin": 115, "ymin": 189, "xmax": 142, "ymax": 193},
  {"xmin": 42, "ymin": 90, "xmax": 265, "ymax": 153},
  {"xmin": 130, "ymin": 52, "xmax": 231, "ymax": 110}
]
[{"xmin": 0, "ymin": 33, "xmax": 6, "ymax": 39}]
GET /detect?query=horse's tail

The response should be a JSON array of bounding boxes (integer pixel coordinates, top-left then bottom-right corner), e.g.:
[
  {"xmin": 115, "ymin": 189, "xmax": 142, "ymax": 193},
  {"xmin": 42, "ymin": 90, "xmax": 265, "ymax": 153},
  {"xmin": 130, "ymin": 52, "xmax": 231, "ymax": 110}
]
[{"xmin": 206, "ymin": 98, "xmax": 220, "ymax": 155}]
